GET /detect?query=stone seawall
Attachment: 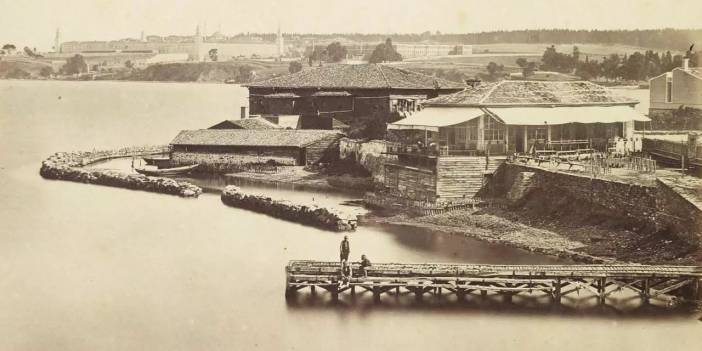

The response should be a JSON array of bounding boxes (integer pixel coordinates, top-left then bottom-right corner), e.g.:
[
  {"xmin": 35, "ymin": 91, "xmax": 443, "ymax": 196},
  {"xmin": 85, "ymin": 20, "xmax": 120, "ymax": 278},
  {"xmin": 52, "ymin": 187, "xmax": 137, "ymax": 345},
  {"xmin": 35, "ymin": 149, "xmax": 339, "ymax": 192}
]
[
  {"xmin": 499, "ymin": 163, "xmax": 701, "ymax": 245},
  {"xmin": 221, "ymin": 185, "xmax": 356, "ymax": 232},
  {"xmin": 40, "ymin": 146, "xmax": 202, "ymax": 198}
]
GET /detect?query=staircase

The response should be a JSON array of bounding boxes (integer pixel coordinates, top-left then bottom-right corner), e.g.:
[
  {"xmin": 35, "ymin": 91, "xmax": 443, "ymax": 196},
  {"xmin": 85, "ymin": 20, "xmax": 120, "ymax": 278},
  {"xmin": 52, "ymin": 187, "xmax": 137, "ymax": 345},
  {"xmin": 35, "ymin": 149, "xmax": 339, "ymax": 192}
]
[{"xmin": 436, "ymin": 156, "xmax": 506, "ymax": 201}]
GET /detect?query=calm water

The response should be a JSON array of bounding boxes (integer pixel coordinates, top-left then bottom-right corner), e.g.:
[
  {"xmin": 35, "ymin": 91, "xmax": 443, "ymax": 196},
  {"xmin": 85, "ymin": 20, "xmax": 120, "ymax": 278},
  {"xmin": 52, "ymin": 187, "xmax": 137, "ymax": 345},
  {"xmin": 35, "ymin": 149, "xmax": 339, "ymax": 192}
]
[{"xmin": 0, "ymin": 80, "xmax": 699, "ymax": 351}]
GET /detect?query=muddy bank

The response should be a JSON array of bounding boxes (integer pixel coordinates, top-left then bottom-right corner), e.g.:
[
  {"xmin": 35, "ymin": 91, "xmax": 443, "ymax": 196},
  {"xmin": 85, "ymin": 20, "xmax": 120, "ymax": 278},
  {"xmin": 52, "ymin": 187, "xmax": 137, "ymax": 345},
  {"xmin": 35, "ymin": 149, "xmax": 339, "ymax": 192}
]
[
  {"xmin": 40, "ymin": 148, "xmax": 202, "ymax": 198},
  {"xmin": 364, "ymin": 200, "xmax": 701, "ymax": 265},
  {"xmin": 221, "ymin": 185, "xmax": 357, "ymax": 232},
  {"xmin": 363, "ymin": 212, "xmax": 608, "ymax": 263}
]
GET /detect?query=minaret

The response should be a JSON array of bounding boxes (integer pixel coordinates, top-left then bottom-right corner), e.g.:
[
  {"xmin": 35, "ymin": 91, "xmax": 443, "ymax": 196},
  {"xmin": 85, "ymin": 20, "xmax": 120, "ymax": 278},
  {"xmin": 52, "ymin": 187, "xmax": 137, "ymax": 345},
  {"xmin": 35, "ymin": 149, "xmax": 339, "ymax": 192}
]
[
  {"xmin": 277, "ymin": 22, "xmax": 284, "ymax": 60},
  {"xmin": 140, "ymin": 30, "xmax": 145, "ymax": 42},
  {"xmin": 54, "ymin": 28, "xmax": 62, "ymax": 53},
  {"xmin": 193, "ymin": 24, "xmax": 203, "ymax": 62}
]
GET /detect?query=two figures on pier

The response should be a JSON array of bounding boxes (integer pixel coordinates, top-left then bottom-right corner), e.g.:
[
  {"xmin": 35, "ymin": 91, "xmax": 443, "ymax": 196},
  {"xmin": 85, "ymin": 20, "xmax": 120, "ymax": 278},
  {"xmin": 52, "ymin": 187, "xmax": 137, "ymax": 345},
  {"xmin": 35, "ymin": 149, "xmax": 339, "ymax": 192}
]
[{"xmin": 340, "ymin": 235, "xmax": 372, "ymax": 284}]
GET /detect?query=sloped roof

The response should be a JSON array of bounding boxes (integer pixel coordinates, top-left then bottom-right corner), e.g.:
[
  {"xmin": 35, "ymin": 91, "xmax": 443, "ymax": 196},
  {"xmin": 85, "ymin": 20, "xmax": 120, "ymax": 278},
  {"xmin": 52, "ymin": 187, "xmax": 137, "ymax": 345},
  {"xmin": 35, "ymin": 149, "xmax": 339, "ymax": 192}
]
[
  {"xmin": 170, "ymin": 129, "xmax": 342, "ymax": 148},
  {"xmin": 208, "ymin": 118, "xmax": 282, "ymax": 130},
  {"xmin": 424, "ymin": 81, "xmax": 638, "ymax": 107},
  {"xmin": 684, "ymin": 67, "xmax": 702, "ymax": 80},
  {"xmin": 244, "ymin": 64, "xmax": 465, "ymax": 90}
]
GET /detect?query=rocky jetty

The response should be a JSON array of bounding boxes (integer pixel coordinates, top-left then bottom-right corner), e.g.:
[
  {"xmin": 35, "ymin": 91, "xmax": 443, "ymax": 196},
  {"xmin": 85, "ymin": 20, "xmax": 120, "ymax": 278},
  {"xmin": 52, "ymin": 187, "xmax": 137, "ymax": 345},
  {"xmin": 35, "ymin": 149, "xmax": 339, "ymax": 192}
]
[
  {"xmin": 40, "ymin": 148, "xmax": 202, "ymax": 198},
  {"xmin": 221, "ymin": 185, "xmax": 356, "ymax": 232}
]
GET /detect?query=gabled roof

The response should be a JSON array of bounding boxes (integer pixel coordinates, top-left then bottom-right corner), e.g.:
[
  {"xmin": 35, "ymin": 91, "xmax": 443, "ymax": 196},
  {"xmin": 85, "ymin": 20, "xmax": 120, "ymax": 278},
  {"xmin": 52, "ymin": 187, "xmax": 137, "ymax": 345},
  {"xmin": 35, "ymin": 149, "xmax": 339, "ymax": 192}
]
[
  {"xmin": 170, "ymin": 129, "xmax": 343, "ymax": 148},
  {"xmin": 244, "ymin": 64, "xmax": 465, "ymax": 90},
  {"xmin": 424, "ymin": 81, "xmax": 638, "ymax": 107},
  {"xmin": 208, "ymin": 118, "xmax": 282, "ymax": 130}
]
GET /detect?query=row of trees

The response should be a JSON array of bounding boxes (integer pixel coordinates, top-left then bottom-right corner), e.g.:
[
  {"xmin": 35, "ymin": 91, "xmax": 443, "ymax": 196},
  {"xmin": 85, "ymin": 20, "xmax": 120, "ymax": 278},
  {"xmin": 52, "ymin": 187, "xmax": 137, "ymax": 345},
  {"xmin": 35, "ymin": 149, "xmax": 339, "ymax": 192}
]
[
  {"xmin": 487, "ymin": 45, "xmax": 700, "ymax": 82},
  {"xmin": 282, "ymin": 29, "xmax": 700, "ymax": 52}
]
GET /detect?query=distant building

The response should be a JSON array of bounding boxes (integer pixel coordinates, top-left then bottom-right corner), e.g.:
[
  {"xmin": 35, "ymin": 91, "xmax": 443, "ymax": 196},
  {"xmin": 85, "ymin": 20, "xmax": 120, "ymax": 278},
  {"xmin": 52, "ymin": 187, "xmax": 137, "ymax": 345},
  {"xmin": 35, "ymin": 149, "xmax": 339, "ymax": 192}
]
[
  {"xmin": 509, "ymin": 71, "xmax": 579, "ymax": 81},
  {"xmin": 649, "ymin": 59, "xmax": 702, "ymax": 121},
  {"xmin": 393, "ymin": 43, "xmax": 472, "ymax": 58},
  {"xmin": 60, "ymin": 26, "xmax": 287, "ymax": 61},
  {"xmin": 244, "ymin": 64, "xmax": 465, "ymax": 133},
  {"xmin": 169, "ymin": 129, "xmax": 343, "ymax": 171}
]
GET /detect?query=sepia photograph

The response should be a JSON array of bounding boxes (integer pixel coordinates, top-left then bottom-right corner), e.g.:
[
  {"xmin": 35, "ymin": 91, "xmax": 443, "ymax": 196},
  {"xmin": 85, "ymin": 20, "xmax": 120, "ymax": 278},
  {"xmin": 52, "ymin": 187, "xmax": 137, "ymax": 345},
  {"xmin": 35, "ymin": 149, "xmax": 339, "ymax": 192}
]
[{"xmin": 1, "ymin": 0, "xmax": 701, "ymax": 349}]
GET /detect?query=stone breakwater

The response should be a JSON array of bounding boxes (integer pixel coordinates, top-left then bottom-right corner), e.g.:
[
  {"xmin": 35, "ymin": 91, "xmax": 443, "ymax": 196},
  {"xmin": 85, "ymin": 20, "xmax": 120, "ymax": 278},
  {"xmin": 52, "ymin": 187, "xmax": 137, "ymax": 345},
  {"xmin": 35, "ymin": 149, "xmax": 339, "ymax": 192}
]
[
  {"xmin": 221, "ymin": 185, "xmax": 356, "ymax": 232},
  {"xmin": 40, "ymin": 146, "xmax": 202, "ymax": 198}
]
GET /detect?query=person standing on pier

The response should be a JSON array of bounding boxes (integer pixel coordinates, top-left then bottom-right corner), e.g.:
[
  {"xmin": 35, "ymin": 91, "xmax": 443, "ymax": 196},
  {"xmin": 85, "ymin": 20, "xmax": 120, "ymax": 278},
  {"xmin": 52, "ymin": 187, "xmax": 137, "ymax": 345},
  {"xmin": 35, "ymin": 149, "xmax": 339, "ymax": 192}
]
[{"xmin": 340, "ymin": 235, "xmax": 350, "ymax": 262}]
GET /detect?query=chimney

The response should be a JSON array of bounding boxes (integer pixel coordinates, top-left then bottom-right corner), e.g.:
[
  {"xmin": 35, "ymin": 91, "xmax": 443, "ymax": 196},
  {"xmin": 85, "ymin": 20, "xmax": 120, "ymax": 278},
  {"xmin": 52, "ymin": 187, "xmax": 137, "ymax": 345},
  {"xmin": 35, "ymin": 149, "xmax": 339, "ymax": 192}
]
[
  {"xmin": 240, "ymin": 106, "xmax": 247, "ymax": 119},
  {"xmin": 683, "ymin": 58, "xmax": 690, "ymax": 71}
]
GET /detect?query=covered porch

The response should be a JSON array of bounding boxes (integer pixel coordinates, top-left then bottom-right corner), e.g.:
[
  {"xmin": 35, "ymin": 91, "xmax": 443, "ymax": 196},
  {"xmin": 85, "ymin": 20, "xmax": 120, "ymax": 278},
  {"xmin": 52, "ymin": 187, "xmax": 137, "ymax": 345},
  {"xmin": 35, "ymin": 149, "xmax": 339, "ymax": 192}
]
[{"xmin": 386, "ymin": 106, "xmax": 650, "ymax": 156}]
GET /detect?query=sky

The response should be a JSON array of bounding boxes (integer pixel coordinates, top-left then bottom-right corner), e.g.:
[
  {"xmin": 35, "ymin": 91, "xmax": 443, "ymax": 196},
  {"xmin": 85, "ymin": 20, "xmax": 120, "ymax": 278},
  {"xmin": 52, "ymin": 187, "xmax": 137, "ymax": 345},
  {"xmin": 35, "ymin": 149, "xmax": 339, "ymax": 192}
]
[{"xmin": 2, "ymin": 0, "xmax": 702, "ymax": 51}]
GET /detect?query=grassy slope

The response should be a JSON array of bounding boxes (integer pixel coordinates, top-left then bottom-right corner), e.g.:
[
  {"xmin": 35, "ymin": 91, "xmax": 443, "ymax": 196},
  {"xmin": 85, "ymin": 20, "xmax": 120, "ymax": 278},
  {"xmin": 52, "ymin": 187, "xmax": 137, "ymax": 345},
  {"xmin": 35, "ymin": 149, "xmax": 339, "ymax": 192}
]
[{"xmin": 0, "ymin": 58, "xmax": 53, "ymax": 78}]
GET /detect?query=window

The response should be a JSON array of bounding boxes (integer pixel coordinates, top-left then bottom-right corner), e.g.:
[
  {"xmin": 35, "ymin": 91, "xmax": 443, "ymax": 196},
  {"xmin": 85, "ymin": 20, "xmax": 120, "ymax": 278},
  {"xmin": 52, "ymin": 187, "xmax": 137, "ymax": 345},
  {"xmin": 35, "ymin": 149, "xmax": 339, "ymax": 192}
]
[
  {"xmin": 666, "ymin": 80, "xmax": 673, "ymax": 103},
  {"xmin": 484, "ymin": 116, "xmax": 505, "ymax": 141}
]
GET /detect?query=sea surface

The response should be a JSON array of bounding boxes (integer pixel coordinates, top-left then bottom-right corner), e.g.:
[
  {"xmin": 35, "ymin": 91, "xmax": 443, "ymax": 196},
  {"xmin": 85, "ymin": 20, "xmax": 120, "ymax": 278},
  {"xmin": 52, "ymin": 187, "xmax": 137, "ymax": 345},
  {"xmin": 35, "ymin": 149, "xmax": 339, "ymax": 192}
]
[{"xmin": 0, "ymin": 80, "xmax": 699, "ymax": 350}]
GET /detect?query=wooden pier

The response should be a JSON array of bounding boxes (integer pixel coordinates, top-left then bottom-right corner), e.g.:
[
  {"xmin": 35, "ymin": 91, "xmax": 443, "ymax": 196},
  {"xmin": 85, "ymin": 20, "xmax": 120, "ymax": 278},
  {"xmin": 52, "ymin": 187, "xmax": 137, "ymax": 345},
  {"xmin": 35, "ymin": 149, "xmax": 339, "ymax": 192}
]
[{"xmin": 285, "ymin": 261, "xmax": 702, "ymax": 307}]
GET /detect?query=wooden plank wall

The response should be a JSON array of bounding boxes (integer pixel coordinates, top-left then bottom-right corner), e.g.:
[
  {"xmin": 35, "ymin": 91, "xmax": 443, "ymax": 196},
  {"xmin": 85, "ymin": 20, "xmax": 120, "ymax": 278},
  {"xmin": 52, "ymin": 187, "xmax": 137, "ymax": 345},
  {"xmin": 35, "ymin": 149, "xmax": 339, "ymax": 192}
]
[{"xmin": 436, "ymin": 156, "xmax": 506, "ymax": 200}]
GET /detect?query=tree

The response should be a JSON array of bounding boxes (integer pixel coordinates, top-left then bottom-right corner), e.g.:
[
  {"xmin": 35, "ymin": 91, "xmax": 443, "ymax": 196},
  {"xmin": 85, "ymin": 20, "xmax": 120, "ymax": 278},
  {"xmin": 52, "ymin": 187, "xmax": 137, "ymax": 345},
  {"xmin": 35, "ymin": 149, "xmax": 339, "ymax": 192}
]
[
  {"xmin": 208, "ymin": 48, "xmax": 218, "ymax": 62},
  {"xmin": 2, "ymin": 44, "xmax": 16, "ymax": 51},
  {"xmin": 516, "ymin": 58, "xmax": 537, "ymax": 77},
  {"xmin": 62, "ymin": 54, "xmax": 87, "ymax": 75},
  {"xmin": 39, "ymin": 66, "xmax": 54, "ymax": 78},
  {"xmin": 124, "ymin": 60, "xmax": 134, "ymax": 69},
  {"xmin": 367, "ymin": 38, "xmax": 402, "ymax": 63},
  {"xmin": 288, "ymin": 61, "xmax": 303, "ymax": 73},
  {"xmin": 325, "ymin": 42, "xmax": 347, "ymax": 63},
  {"xmin": 575, "ymin": 57, "xmax": 601, "ymax": 80},
  {"xmin": 480, "ymin": 61, "xmax": 506, "ymax": 81}
]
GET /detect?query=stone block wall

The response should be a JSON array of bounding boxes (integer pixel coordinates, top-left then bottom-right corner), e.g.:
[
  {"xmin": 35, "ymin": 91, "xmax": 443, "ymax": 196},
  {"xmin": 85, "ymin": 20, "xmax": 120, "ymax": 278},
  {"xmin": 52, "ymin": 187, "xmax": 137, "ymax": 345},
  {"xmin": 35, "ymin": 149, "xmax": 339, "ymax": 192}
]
[
  {"xmin": 498, "ymin": 163, "xmax": 702, "ymax": 245},
  {"xmin": 172, "ymin": 151, "xmax": 298, "ymax": 172},
  {"xmin": 339, "ymin": 138, "xmax": 396, "ymax": 182}
]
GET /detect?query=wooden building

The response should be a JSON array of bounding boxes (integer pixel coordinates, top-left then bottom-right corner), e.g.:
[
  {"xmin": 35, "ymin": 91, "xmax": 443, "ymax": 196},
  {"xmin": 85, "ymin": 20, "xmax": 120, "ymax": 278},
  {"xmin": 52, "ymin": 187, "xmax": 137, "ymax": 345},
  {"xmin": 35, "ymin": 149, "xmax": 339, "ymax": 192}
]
[
  {"xmin": 243, "ymin": 64, "xmax": 465, "ymax": 135},
  {"xmin": 169, "ymin": 129, "xmax": 343, "ymax": 171},
  {"xmin": 381, "ymin": 81, "xmax": 650, "ymax": 203}
]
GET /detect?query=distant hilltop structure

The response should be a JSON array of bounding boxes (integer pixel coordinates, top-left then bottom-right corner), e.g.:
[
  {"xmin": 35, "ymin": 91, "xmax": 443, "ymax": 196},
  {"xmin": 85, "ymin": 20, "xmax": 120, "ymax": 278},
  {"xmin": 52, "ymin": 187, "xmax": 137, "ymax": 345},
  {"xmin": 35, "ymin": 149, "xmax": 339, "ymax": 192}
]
[{"xmin": 57, "ymin": 24, "xmax": 289, "ymax": 61}]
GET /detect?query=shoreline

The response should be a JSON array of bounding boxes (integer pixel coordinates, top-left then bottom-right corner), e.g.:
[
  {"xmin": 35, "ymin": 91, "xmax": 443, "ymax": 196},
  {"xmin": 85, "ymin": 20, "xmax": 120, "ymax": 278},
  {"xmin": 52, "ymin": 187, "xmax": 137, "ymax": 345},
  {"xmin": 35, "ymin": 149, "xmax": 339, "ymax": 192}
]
[
  {"xmin": 362, "ymin": 213, "xmax": 610, "ymax": 264},
  {"xmin": 362, "ymin": 205, "xmax": 701, "ymax": 265}
]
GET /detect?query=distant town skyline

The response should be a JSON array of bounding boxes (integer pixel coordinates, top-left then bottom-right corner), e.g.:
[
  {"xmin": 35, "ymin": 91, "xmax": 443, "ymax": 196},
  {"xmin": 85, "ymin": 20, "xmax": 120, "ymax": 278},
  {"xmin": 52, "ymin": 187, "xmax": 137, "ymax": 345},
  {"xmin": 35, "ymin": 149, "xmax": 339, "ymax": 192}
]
[{"xmin": 3, "ymin": 0, "xmax": 702, "ymax": 51}]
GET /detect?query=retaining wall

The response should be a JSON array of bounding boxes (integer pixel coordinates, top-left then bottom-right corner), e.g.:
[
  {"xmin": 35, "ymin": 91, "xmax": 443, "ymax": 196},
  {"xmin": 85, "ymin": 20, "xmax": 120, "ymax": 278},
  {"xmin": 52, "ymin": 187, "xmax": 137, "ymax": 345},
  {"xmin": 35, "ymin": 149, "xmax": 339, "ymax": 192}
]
[
  {"xmin": 40, "ymin": 146, "xmax": 202, "ymax": 198},
  {"xmin": 221, "ymin": 185, "xmax": 356, "ymax": 232},
  {"xmin": 339, "ymin": 138, "xmax": 396, "ymax": 182},
  {"xmin": 499, "ymin": 163, "xmax": 702, "ymax": 244},
  {"xmin": 171, "ymin": 151, "xmax": 297, "ymax": 172}
]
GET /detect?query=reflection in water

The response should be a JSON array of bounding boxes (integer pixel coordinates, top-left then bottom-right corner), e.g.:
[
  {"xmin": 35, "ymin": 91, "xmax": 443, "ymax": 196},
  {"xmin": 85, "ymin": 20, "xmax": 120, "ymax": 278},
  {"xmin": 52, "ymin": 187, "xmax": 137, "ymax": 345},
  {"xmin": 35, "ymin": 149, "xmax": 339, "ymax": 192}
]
[{"xmin": 1, "ymin": 80, "xmax": 699, "ymax": 351}]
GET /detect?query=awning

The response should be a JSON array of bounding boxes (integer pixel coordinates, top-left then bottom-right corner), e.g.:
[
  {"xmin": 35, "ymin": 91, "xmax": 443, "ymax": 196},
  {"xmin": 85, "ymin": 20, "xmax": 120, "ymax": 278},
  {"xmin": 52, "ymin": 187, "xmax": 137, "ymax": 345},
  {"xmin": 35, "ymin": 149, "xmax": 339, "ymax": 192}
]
[
  {"xmin": 387, "ymin": 107, "xmax": 484, "ymax": 132},
  {"xmin": 486, "ymin": 106, "xmax": 650, "ymax": 125}
]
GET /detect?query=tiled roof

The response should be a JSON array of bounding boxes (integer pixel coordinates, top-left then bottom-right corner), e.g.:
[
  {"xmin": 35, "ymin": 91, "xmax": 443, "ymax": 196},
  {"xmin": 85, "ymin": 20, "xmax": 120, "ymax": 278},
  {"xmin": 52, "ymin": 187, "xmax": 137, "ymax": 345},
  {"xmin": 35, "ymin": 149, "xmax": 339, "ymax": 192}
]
[
  {"xmin": 209, "ymin": 118, "xmax": 282, "ymax": 130},
  {"xmin": 170, "ymin": 129, "xmax": 343, "ymax": 148},
  {"xmin": 245, "ymin": 64, "xmax": 465, "ymax": 90},
  {"xmin": 264, "ymin": 93, "xmax": 301, "ymax": 99},
  {"xmin": 424, "ymin": 80, "xmax": 638, "ymax": 107}
]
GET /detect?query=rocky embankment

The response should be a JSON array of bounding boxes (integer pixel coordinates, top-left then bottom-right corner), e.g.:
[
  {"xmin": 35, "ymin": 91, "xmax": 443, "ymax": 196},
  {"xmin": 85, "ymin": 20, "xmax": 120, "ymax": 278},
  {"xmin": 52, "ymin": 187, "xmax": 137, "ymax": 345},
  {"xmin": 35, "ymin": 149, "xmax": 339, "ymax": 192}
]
[
  {"xmin": 40, "ymin": 147, "xmax": 202, "ymax": 198},
  {"xmin": 221, "ymin": 185, "xmax": 356, "ymax": 232}
]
